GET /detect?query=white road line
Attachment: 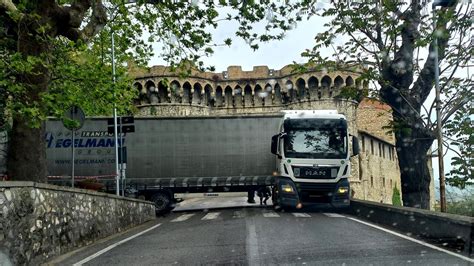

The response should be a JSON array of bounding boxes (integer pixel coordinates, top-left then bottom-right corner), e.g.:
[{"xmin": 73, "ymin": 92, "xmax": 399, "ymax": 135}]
[
  {"xmin": 263, "ymin": 211, "xmax": 280, "ymax": 218},
  {"xmin": 348, "ymin": 217, "xmax": 474, "ymax": 263},
  {"xmin": 323, "ymin": 213, "xmax": 345, "ymax": 218},
  {"xmin": 72, "ymin": 223, "xmax": 162, "ymax": 266},
  {"xmin": 171, "ymin": 214, "xmax": 195, "ymax": 222},
  {"xmin": 201, "ymin": 212, "xmax": 220, "ymax": 220},
  {"xmin": 292, "ymin": 213, "xmax": 311, "ymax": 218},
  {"xmin": 246, "ymin": 223, "xmax": 259, "ymax": 265}
]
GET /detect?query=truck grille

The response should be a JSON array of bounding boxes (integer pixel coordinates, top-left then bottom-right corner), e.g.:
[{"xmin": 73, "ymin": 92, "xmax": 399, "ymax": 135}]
[{"xmin": 293, "ymin": 166, "xmax": 340, "ymax": 179}]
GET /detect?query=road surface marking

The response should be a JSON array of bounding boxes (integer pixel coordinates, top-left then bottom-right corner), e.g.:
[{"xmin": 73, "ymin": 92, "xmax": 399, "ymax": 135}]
[
  {"xmin": 201, "ymin": 212, "xmax": 220, "ymax": 220},
  {"xmin": 323, "ymin": 213, "xmax": 345, "ymax": 218},
  {"xmin": 233, "ymin": 210, "xmax": 246, "ymax": 218},
  {"xmin": 348, "ymin": 217, "xmax": 474, "ymax": 263},
  {"xmin": 263, "ymin": 211, "xmax": 280, "ymax": 218},
  {"xmin": 292, "ymin": 213, "xmax": 311, "ymax": 218},
  {"xmin": 246, "ymin": 223, "xmax": 259, "ymax": 265},
  {"xmin": 171, "ymin": 214, "xmax": 195, "ymax": 222},
  {"xmin": 72, "ymin": 223, "xmax": 162, "ymax": 266}
]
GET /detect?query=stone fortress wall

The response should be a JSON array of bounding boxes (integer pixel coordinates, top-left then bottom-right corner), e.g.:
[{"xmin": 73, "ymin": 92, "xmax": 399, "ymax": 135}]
[{"xmin": 130, "ymin": 64, "xmax": 416, "ymax": 206}]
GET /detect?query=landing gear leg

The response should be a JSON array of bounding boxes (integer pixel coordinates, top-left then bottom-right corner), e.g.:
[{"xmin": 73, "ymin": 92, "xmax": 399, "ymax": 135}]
[{"xmin": 247, "ymin": 190, "xmax": 256, "ymax": 203}]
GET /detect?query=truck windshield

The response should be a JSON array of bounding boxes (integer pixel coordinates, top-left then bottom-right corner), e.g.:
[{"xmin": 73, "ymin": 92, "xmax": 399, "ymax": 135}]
[{"xmin": 283, "ymin": 119, "xmax": 347, "ymax": 159}]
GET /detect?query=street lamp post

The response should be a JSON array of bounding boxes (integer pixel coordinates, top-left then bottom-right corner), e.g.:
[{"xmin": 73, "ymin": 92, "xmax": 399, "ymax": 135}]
[
  {"xmin": 112, "ymin": 31, "xmax": 120, "ymax": 196},
  {"xmin": 432, "ymin": 0, "xmax": 455, "ymax": 212}
]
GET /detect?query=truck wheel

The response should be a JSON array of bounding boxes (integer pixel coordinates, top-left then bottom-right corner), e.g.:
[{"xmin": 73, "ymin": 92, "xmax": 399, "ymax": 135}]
[{"xmin": 151, "ymin": 192, "xmax": 172, "ymax": 214}]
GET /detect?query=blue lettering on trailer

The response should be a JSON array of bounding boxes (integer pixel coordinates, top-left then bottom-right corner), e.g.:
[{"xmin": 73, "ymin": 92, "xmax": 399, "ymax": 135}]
[{"xmin": 45, "ymin": 133, "xmax": 125, "ymax": 148}]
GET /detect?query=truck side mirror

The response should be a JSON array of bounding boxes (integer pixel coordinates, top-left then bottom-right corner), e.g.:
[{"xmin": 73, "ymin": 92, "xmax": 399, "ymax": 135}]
[
  {"xmin": 352, "ymin": 136, "xmax": 360, "ymax": 156},
  {"xmin": 271, "ymin": 135, "xmax": 279, "ymax": 155}
]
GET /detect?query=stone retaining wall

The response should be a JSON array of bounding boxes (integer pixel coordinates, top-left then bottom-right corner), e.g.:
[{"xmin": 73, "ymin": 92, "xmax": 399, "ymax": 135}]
[{"xmin": 0, "ymin": 181, "xmax": 155, "ymax": 265}]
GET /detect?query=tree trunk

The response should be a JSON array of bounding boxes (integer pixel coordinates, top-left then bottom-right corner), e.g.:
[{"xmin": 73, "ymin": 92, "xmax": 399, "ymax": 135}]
[
  {"xmin": 7, "ymin": 118, "xmax": 47, "ymax": 182},
  {"xmin": 394, "ymin": 123, "xmax": 435, "ymax": 209},
  {"xmin": 6, "ymin": 14, "xmax": 51, "ymax": 182}
]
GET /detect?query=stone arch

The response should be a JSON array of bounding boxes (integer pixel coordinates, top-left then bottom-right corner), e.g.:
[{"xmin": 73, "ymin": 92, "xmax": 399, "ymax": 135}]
[
  {"xmin": 158, "ymin": 80, "xmax": 170, "ymax": 103},
  {"xmin": 346, "ymin": 76, "xmax": 354, "ymax": 87},
  {"xmin": 182, "ymin": 82, "xmax": 192, "ymax": 104},
  {"xmin": 203, "ymin": 84, "xmax": 212, "ymax": 106},
  {"xmin": 215, "ymin": 86, "xmax": 224, "ymax": 107},
  {"xmin": 274, "ymin": 83, "xmax": 283, "ymax": 105},
  {"xmin": 170, "ymin": 80, "xmax": 181, "ymax": 103},
  {"xmin": 145, "ymin": 80, "xmax": 158, "ymax": 104},
  {"xmin": 296, "ymin": 78, "xmax": 306, "ymax": 100},
  {"xmin": 192, "ymin": 82, "xmax": 202, "ymax": 105},
  {"xmin": 263, "ymin": 83, "xmax": 272, "ymax": 106},
  {"xmin": 284, "ymin": 80, "xmax": 295, "ymax": 103},
  {"xmin": 321, "ymin": 75, "xmax": 332, "ymax": 98},
  {"xmin": 334, "ymin": 76, "xmax": 344, "ymax": 88},
  {"xmin": 333, "ymin": 75, "xmax": 344, "ymax": 97},
  {"xmin": 363, "ymin": 80, "xmax": 369, "ymax": 89},
  {"xmin": 308, "ymin": 76, "xmax": 318, "ymax": 100},
  {"xmin": 254, "ymin": 84, "xmax": 264, "ymax": 106},
  {"xmin": 224, "ymin": 86, "xmax": 233, "ymax": 108},
  {"xmin": 244, "ymin": 85, "xmax": 253, "ymax": 107},
  {"xmin": 134, "ymin": 82, "xmax": 147, "ymax": 105},
  {"xmin": 234, "ymin": 85, "xmax": 243, "ymax": 107}
]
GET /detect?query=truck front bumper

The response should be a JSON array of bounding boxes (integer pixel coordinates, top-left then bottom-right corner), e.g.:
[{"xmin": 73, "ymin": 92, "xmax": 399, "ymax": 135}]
[{"xmin": 276, "ymin": 178, "xmax": 350, "ymax": 209}]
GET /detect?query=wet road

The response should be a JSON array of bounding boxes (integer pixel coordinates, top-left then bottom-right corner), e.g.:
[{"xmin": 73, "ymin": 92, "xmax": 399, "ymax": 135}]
[{"xmin": 62, "ymin": 207, "xmax": 472, "ymax": 266}]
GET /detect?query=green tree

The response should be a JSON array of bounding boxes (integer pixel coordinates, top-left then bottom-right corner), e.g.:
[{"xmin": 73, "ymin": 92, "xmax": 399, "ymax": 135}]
[
  {"xmin": 0, "ymin": 0, "xmax": 303, "ymax": 182},
  {"xmin": 300, "ymin": 0, "xmax": 472, "ymax": 208},
  {"xmin": 392, "ymin": 186, "xmax": 402, "ymax": 206},
  {"xmin": 444, "ymin": 102, "xmax": 473, "ymax": 189}
]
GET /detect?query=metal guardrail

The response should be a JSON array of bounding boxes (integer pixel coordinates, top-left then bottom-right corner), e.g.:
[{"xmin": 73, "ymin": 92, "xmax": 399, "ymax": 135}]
[{"xmin": 349, "ymin": 199, "xmax": 473, "ymax": 257}]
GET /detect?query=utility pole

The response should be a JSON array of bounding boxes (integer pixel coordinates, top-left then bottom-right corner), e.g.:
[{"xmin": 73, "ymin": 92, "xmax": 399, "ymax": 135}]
[
  {"xmin": 112, "ymin": 31, "xmax": 120, "ymax": 196},
  {"xmin": 432, "ymin": 0, "xmax": 455, "ymax": 212}
]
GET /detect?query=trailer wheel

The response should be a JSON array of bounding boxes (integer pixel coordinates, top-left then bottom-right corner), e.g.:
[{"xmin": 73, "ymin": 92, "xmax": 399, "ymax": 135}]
[{"xmin": 151, "ymin": 192, "xmax": 172, "ymax": 214}]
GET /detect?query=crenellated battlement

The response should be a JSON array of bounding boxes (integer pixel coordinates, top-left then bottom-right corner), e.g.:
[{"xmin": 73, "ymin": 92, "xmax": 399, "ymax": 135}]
[{"xmin": 131, "ymin": 64, "xmax": 367, "ymax": 110}]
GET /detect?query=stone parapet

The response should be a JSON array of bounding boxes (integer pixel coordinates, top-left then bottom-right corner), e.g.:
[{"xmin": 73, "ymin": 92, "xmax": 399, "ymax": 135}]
[
  {"xmin": 0, "ymin": 181, "xmax": 155, "ymax": 265},
  {"xmin": 131, "ymin": 64, "xmax": 366, "ymax": 112}
]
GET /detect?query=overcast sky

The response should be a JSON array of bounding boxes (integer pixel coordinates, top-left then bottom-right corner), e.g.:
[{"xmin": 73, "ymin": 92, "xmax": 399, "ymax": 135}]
[{"xmin": 146, "ymin": 4, "xmax": 471, "ymax": 198}]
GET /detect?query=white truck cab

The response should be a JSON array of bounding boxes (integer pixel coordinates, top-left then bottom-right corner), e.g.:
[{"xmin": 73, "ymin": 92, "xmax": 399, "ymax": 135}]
[{"xmin": 271, "ymin": 110, "xmax": 359, "ymax": 209}]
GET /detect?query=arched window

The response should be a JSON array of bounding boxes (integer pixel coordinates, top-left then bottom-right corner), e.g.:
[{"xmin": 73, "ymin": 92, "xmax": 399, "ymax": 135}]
[
  {"xmin": 216, "ymin": 86, "xmax": 224, "ymax": 107},
  {"xmin": 285, "ymin": 80, "xmax": 295, "ymax": 102},
  {"xmin": 263, "ymin": 84, "xmax": 272, "ymax": 106},
  {"xmin": 192, "ymin": 83, "xmax": 202, "ymax": 105},
  {"xmin": 296, "ymin": 78, "xmax": 306, "ymax": 100},
  {"xmin": 203, "ymin": 84, "xmax": 212, "ymax": 106},
  {"xmin": 158, "ymin": 80, "xmax": 170, "ymax": 103},
  {"xmin": 145, "ymin": 80, "xmax": 158, "ymax": 104},
  {"xmin": 134, "ymin": 82, "xmax": 147, "ymax": 105},
  {"xmin": 182, "ymin": 82, "xmax": 192, "ymax": 105},
  {"xmin": 274, "ymin": 83, "xmax": 282, "ymax": 105},
  {"xmin": 254, "ymin": 84, "xmax": 264, "ymax": 106},
  {"xmin": 308, "ymin": 76, "xmax": 318, "ymax": 100},
  {"xmin": 321, "ymin": 75, "xmax": 332, "ymax": 98},
  {"xmin": 244, "ymin": 85, "xmax": 253, "ymax": 107},
  {"xmin": 224, "ymin": 86, "xmax": 233, "ymax": 108},
  {"xmin": 234, "ymin": 85, "xmax": 243, "ymax": 107},
  {"xmin": 346, "ymin": 76, "xmax": 354, "ymax": 87},
  {"xmin": 170, "ymin": 80, "xmax": 181, "ymax": 103}
]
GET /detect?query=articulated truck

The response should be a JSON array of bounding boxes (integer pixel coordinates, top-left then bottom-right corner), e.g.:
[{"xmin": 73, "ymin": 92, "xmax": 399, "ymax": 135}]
[{"xmin": 46, "ymin": 110, "xmax": 359, "ymax": 212}]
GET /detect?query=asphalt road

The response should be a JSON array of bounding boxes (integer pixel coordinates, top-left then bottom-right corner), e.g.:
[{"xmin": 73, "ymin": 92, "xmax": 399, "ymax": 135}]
[{"xmin": 61, "ymin": 207, "xmax": 472, "ymax": 266}]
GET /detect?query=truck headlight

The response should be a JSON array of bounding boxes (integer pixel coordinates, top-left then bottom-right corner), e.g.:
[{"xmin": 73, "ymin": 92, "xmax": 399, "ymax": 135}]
[
  {"xmin": 337, "ymin": 187, "xmax": 349, "ymax": 194},
  {"xmin": 281, "ymin": 184, "xmax": 295, "ymax": 193}
]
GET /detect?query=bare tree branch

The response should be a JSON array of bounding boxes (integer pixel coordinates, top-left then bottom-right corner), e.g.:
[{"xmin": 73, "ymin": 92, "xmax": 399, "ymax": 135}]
[
  {"xmin": 79, "ymin": 0, "xmax": 108, "ymax": 42},
  {"xmin": 441, "ymin": 96, "xmax": 470, "ymax": 125},
  {"xmin": 0, "ymin": 0, "xmax": 18, "ymax": 14},
  {"xmin": 411, "ymin": 6, "xmax": 454, "ymax": 109}
]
